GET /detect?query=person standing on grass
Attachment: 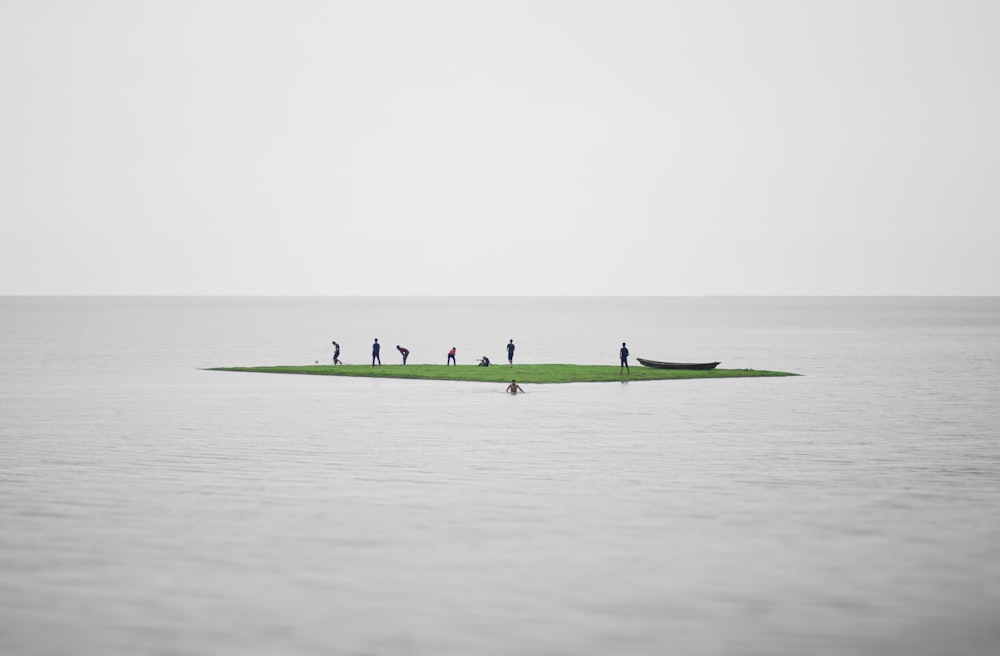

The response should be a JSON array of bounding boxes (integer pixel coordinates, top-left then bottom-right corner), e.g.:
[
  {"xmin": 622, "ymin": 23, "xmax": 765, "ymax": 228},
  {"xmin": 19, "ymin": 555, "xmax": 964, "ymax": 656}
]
[
  {"xmin": 506, "ymin": 379, "xmax": 525, "ymax": 394},
  {"xmin": 507, "ymin": 339, "xmax": 515, "ymax": 366},
  {"xmin": 447, "ymin": 346, "xmax": 457, "ymax": 366},
  {"xmin": 372, "ymin": 338, "xmax": 381, "ymax": 366},
  {"xmin": 620, "ymin": 342, "xmax": 630, "ymax": 374},
  {"xmin": 332, "ymin": 341, "xmax": 342, "ymax": 365},
  {"xmin": 396, "ymin": 345, "xmax": 409, "ymax": 365}
]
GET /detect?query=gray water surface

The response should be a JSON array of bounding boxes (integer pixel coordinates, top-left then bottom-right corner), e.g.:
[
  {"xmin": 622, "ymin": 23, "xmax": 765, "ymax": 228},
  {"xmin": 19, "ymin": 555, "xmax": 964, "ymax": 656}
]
[{"xmin": 2, "ymin": 297, "xmax": 998, "ymax": 655}]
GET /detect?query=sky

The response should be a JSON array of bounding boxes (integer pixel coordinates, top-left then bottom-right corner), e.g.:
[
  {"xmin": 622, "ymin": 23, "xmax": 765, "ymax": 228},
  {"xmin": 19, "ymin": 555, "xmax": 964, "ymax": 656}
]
[{"xmin": 1, "ymin": 0, "xmax": 998, "ymax": 295}]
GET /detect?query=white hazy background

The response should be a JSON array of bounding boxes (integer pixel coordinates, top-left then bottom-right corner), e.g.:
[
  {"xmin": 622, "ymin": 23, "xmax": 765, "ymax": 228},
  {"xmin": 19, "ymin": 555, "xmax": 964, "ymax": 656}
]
[{"xmin": 2, "ymin": 0, "xmax": 998, "ymax": 296}]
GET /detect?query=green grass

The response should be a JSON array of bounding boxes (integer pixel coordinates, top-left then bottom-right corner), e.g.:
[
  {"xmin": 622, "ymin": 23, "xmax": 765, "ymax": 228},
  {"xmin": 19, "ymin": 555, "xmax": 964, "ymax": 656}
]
[{"xmin": 208, "ymin": 364, "xmax": 797, "ymax": 384}]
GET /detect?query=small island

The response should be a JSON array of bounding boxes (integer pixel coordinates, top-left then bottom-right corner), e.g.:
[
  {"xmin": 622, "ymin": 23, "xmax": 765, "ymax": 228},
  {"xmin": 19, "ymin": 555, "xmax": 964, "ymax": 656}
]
[{"xmin": 208, "ymin": 364, "xmax": 797, "ymax": 384}]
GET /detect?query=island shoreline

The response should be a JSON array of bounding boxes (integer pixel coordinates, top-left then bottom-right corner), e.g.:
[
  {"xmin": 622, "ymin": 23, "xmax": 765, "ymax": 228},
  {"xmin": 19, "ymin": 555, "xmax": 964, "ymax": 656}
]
[{"xmin": 207, "ymin": 364, "xmax": 798, "ymax": 384}]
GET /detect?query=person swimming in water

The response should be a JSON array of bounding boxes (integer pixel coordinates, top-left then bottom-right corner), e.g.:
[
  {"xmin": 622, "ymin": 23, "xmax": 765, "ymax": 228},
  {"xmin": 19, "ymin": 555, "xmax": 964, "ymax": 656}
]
[{"xmin": 506, "ymin": 379, "xmax": 524, "ymax": 394}]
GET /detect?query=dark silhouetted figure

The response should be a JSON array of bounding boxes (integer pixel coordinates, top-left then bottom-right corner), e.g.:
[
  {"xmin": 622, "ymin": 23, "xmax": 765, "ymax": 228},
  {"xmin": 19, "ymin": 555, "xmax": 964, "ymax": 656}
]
[
  {"xmin": 447, "ymin": 347, "xmax": 456, "ymax": 366},
  {"xmin": 372, "ymin": 339, "xmax": 381, "ymax": 366},
  {"xmin": 507, "ymin": 339, "xmax": 515, "ymax": 366},
  {"xmin": 620, "ymin": 342, "xmax": 630, "ymax": 374}
]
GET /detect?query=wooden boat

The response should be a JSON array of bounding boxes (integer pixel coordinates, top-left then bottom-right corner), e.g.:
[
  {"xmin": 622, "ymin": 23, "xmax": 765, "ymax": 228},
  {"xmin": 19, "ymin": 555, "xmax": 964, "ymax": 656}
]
[{"xmin": 636, "ymin": 358, "xmax": 721, "ymax": 370}]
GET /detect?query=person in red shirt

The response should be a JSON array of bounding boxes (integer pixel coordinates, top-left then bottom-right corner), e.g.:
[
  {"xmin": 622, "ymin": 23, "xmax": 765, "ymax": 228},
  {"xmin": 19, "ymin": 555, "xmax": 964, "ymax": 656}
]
[
  {"xmin": 447, "ymin": 347, "xmax": 456, "ymax": 366},
  {"xmin": 396, "ymin": 345, "xmax": 409, "ymax": 365}
]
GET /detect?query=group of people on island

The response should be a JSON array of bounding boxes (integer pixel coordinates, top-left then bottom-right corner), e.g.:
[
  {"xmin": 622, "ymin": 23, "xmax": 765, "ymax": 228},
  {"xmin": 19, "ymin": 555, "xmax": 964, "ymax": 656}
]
[
  {"xmin": 330, "ymin": 338, "xmax": 632, "ymax": 394},
  {"xmin": 336, "ymin": 338, "xmax": 517, "ymax": 368},
  {"xmin": 359, "ymin": 339, "xmax": 515, "ymax": 368}
]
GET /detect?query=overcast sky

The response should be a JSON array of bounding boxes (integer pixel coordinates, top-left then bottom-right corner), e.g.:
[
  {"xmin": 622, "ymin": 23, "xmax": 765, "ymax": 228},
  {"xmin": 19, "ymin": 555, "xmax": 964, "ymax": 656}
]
[{"xmin": 1, "ymin": 0, "xmax": 997, "ymax": 295}]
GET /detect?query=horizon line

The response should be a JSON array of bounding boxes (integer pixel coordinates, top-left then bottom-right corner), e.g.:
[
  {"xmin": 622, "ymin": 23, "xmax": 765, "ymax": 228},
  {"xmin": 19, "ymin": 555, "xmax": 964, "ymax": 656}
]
[{"xmin": 2, "ymin": 293, "xmax": 998, "ymax": 299}]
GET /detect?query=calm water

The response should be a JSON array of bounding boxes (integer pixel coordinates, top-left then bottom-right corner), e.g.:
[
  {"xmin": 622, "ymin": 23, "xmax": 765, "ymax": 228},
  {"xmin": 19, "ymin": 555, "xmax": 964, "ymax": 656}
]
[{"xmin": 1, "ymin": 297, "xmax": 998, "ymax": 655}]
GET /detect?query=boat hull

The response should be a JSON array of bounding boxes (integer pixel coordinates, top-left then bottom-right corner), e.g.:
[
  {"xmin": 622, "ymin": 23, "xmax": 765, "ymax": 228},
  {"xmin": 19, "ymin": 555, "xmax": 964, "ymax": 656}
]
[{"xmin": 636, "ymin": 358, "xmax": 720, "ymax": 370}]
